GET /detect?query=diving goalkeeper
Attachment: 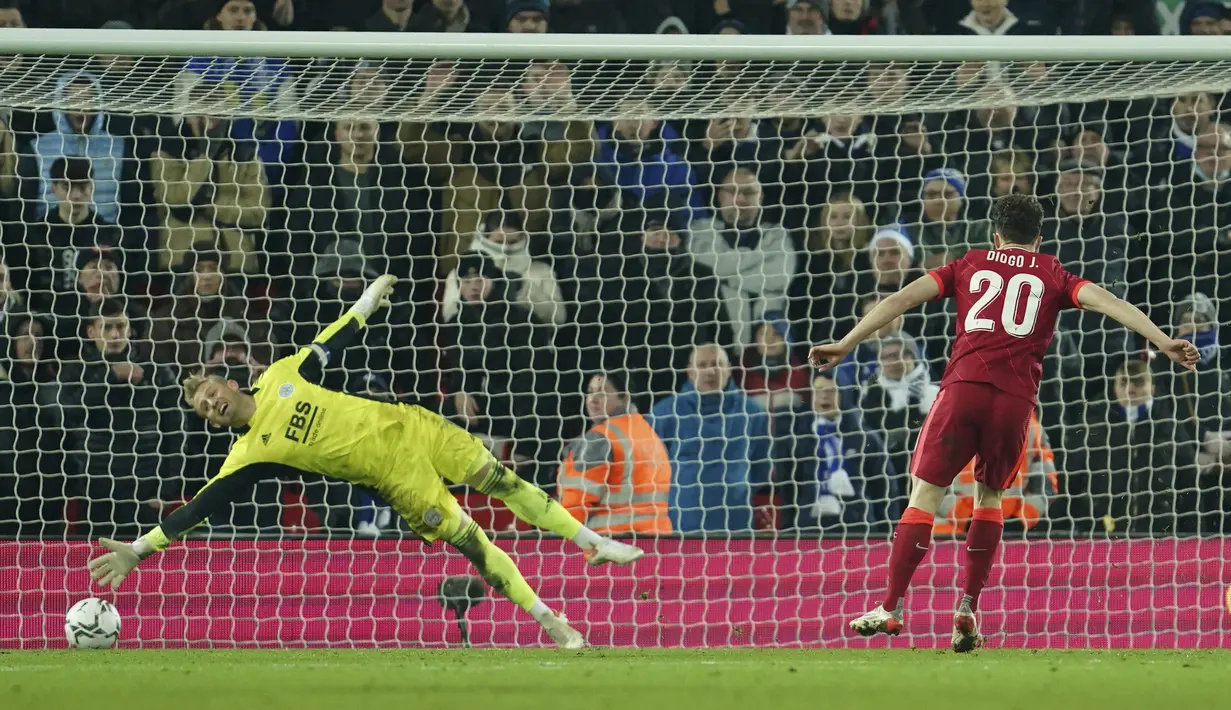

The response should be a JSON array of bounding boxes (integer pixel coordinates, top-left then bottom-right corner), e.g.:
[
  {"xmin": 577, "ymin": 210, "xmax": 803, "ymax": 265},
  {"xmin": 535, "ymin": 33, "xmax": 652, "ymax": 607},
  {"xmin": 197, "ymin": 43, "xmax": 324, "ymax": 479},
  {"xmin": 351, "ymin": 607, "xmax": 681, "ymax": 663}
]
[{"xmin": 87, "ymin": 275, "xmax": 643, "ymax": 648}]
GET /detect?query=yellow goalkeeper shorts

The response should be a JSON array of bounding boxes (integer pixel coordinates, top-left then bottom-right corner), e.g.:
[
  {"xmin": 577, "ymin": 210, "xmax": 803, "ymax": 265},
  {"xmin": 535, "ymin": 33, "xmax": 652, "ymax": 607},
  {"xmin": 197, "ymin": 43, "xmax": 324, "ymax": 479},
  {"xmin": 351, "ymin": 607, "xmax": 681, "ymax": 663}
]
[{"xmin": 380, "ymin": 405, "xmax": 494, "ymax": 542}]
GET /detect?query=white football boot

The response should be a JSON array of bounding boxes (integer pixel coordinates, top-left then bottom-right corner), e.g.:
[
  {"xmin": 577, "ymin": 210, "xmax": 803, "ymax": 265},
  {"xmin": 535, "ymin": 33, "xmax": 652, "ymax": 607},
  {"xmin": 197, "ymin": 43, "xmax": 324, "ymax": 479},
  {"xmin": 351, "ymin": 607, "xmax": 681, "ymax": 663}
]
[
  {"xmin": 585, "ymin": 539, "xmax": 644, "ymax": 567},
  {"xmin": 543, "ymin": 611, "xmax": 586, "ymax": 649},
  {"xmin": 849, "ymin": 604, "xmax": 905, "ymax": 637}
]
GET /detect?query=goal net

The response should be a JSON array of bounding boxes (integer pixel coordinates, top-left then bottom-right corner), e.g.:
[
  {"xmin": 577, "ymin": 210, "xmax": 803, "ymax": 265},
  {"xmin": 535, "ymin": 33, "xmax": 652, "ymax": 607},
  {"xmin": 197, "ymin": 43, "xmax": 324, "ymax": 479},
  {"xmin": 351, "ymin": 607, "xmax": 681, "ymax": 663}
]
[{"xmin": 1, "ymin": 32, "xmax": 1230, "ymax": 650}]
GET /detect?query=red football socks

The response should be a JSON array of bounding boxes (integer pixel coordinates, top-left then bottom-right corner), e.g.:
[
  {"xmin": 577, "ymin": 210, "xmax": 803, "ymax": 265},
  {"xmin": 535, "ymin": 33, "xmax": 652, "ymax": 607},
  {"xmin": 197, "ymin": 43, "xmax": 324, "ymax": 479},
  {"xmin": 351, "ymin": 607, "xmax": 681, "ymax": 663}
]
[
  {"xmin": 961, "ymin": 507, "xmax": 1004, "ymax": 612},
  {"xmin": 882, "ymin": 506, "xmax": 934, "ymax": 613}
]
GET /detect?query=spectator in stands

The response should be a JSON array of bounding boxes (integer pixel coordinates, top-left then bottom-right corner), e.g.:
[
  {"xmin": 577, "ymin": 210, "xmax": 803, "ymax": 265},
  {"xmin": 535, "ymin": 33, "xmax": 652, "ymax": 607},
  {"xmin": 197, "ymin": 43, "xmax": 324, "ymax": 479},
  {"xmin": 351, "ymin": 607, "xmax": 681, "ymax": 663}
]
[
  {"xmin": 1140, "ymin": 92, "xmax": 1214, "ymax": 186},
  {"xmin": 865, "ymin": 64, "xmax": 943, "ymax": 216},
  {"xmin": 832, "ymin": 293, "xmax": 916, "ymax": 406},
  {"xmin": 613, "ymin": 208, "xmax": 736, "ymax": 403},
  {"xmin": 1041, "ymin": 158, "xmax": 1131, "ymax": 405},
  {"xmin": 1070, "ymin": 360, "xmax": 1200, "ymax": 535},
  {"xmin": 442, "ymin": 211, "xmax": 566, "ymax": 326},
  {"xmin": 953, "ymin": 0, "xmax": 1048, "ymax": 35},
  {"xmin": 735, "ymin": 318, "xmax": 810, "ymax": 416},
  {"xmin": 48, "ymin": 248, "xmax": 125, "ymax": 359},
  {"xmin": 783, "ymin": 112, "xmax": 875, "ymax": 215},
  {"xmin": 292, "ymin": 117, "xmax": 434, "ymax": 283},
  {"xmin": 506, "ymin": 0, "xmax": 548, "ymax": 32},
  {"xmin": 0, "ymin": 312, "xmax": 63, "ymax": 536},
  {"xmin": 28, "ymin": 71, "xmax": 139, "ymax": 227},
  {"xmin": 0, "ymin": 253, "xmax": 26, "ymax": 334},
  {"xmin": 650, "ymin": 343, "xmax": 772, "ymax": 533},
  {"xmin": 449, "ymin": 252, "xmax": 553, "ymax": 475},
  {"xmin": 150, "ymin": 244, "xmax": 273, "ymax": 370},
  {"xmin": 402, "ymin": 84, "xmax": 580, "ymax": 271},
  {"xmin": 788, "ymin": 193, "xmax": 874, "ymax": 348},
  {"xmin": 938, "ymin": 81, "xmax": 1055, "ymax": 181},
  {"xmin": 828, "ymin": 0, "xmax": 882, "ymax": 34},
  {"xmin": 1182, "ymin": 2, "xmax": 1225, "ymax": 35},
  {"xmin": 551, "ymin": 0, "xmax": 626, "ymax": 34},
  {"xmin": 0, "ymin": 105, "xmax": 20, "ymax": 228},
  {"xmin": 860, "ymin": 334, "xmax": 938, "ymax": 478},
  {"xmin": 683, "ymin": 110, "xmax": 769, "ymax": 207},
  {"xmin": 182, "ymin": 2, "xmax": 299, "ymax": 180},
  {"xmin": 407, "ymin": 0, "xmax": 476, "ymax": 32},
  {"xmin": 597, "ymin": 100, "xmax": 701, "ymax": 220},
  {"xmin": 49, "ymin": 298, "xmax": 184, "ymax": 538},
  {"xmin": 785, "ymin": 0, "xmax": 826, "ymax": 35},
  {"xmin": 908, "ymin": 168, "xmax": 992, "ymax": 270},
  {"xmin": 1143, "ymin": 124, "xmax": 1231, "ymax": 321},
  {"xmin": 857, "ymin": 226, "xmax": 923, "ymax": 300},
  {"xmin": 364, "ymin": 0, "xmax": 412, "ymax": 30},
  {"xmin": 976, "ymin": 149, "xmax": 1034, "ymax": 215},
  {"xmin": 24, "ymin": 157, "xmax": 123, "ymax": 312},
  {"xmin": 933, "ymin": 410, "xmax": 1057, "ymax": 535},
  {"xmin": 558, "ymin": 373, "xmax": 672, "ymax": 534},
  {"xmin": 782, "ymin": 371, "xmax": 897, "ymax": 531},
  {"xmin": 687, "ymin": 166, "xmax": 797, "ymax": 348},
  {"xmin": 149, "ymin": 112, "xmax": 268, "ymax": 274},
  {"xmin": 0, "ymin": 0, "xmax": 22, "ymax": 29}
]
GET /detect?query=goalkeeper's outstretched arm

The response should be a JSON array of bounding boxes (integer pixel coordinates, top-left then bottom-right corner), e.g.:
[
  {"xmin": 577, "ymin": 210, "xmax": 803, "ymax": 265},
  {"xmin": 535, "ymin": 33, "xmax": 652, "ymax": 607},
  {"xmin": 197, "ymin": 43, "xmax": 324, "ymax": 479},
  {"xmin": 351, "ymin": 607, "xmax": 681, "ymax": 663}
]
[
  {"xmin": 87, "ymin": 463, "xmax": 290, "ymax": 589},
  {"xmin": 298, "ymin": 274, "xmax": 396, "ymax": 384}
]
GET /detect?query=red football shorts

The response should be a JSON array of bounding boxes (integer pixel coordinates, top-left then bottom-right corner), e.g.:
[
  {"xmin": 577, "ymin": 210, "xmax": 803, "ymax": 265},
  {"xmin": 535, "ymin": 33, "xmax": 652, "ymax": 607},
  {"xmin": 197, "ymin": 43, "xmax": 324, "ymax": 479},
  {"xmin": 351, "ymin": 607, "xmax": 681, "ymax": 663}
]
[{"xmin": 910, "ymin": 381, "xmax": 1034, "ymax": 491}]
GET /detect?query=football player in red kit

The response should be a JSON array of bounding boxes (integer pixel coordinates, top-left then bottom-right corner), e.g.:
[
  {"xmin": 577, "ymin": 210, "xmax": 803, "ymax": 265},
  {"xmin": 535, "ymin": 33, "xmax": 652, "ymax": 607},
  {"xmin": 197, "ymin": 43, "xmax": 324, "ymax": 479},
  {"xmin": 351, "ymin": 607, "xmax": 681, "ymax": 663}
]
[{"xmin": 809, "ymin": 194, "xmax": 1199, "ymax": 652}]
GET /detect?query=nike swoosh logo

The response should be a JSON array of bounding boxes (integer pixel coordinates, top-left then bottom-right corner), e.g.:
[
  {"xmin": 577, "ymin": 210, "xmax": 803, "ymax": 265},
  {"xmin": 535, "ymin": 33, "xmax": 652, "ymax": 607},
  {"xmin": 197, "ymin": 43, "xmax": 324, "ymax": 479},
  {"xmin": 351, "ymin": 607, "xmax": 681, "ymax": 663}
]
[{"xmin": 915, "ymin": 543, "xmax": 928, "ymax": 551}]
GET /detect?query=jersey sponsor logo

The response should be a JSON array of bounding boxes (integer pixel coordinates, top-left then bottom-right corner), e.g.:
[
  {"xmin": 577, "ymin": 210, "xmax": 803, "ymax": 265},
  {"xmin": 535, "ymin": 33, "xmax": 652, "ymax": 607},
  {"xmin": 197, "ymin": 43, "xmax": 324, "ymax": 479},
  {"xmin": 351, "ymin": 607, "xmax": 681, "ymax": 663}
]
[
  {"xmin": 284, "ymin": 400, "xmax": 321, "ymax": 445},
  {"xmin": 278, "ymin": 383, "xmax": 294, "ymax": 398}
]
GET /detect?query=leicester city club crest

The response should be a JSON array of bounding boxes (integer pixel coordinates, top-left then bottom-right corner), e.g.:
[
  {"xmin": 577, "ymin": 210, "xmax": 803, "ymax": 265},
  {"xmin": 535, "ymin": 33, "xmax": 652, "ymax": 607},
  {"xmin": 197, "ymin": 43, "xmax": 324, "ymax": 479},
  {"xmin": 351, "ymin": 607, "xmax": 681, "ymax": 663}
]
[{"xmin": 278, "ymin": 383, "xmax": 294, "ymax": 399}]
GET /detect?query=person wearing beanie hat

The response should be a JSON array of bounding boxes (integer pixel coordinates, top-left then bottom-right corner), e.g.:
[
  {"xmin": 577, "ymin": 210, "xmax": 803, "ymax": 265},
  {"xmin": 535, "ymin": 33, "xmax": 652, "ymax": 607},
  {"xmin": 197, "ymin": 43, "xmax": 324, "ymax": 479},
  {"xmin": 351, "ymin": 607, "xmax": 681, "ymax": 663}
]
[
  {"xmin": 506, "ymin": 0, "xmax": 548, "ymax": 32},
  {"xmin": 916, "ymin": 167, "xmax": 992, "ymax": 269},
  {"xmin": 712, "ymin": 18, "xmax": 748, "ymax": 34},
  {"xmin": 860, "ymin": 330, "xmax": 938, "ymax": 468},
  {"xmin": 861, "ymin": 226, "xmax": 927, "ymax": 300},
  {"xmin": 1185, "ymin": 2, "xmax": 1225, "ymax": 35},
  {"xmin": 786, "ymin": 0, "xmax": 826, "ymax": 35}
]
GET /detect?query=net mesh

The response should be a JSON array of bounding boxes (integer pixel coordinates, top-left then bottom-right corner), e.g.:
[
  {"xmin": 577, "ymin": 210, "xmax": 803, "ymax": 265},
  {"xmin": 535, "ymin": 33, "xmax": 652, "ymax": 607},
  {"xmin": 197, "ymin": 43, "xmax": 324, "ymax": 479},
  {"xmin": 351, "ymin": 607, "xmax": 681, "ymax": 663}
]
[{"xmin": 0, "ymin": 49, "xmax": 1229, "ymax": 649}]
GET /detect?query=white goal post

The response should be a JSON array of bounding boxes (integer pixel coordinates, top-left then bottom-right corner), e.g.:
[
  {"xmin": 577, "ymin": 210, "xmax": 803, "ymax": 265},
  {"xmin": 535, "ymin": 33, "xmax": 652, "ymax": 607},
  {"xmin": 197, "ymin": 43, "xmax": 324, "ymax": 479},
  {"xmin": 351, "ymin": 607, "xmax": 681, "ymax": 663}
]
[{"xmin": 0, "ymin": 31, "xmax": 1229, "ymax": 650}]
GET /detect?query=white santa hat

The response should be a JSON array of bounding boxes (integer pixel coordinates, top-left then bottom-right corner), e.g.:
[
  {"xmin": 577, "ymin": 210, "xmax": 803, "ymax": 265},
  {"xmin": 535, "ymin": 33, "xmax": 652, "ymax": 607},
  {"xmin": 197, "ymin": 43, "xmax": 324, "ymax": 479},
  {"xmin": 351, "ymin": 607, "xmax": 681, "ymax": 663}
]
[{"xmin": 867, "ymin": 227, "xmax": 915, "ymax": 261}]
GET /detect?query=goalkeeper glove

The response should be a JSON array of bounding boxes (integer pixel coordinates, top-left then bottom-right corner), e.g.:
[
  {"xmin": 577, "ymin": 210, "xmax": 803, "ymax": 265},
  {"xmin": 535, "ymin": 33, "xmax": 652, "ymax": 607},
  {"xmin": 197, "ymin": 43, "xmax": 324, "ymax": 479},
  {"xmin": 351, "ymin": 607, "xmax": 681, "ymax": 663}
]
[
  {"xmin": 87, "ymin": 538, "xmax": 151, "ymax": 590},
  {"xmin": 351, "ymin": 274, "xmax": 396, "ymax": 321}
]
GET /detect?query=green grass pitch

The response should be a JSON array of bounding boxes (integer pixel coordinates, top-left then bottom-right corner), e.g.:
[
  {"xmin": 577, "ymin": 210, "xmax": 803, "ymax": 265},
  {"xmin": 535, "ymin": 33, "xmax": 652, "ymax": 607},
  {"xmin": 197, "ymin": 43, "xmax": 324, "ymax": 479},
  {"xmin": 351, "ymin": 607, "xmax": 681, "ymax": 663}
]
[{"xmin": 1, "ymin": 649, "xmax": 1228, "ymax": 710}]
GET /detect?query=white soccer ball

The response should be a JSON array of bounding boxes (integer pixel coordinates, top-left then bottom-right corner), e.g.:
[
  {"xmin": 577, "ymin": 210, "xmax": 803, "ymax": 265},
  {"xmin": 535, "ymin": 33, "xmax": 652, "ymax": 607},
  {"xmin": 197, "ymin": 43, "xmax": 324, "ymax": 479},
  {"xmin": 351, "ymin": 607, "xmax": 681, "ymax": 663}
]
[{"xmin": 65, "ymin": 597, "xmax": 121, "ymax": 649}]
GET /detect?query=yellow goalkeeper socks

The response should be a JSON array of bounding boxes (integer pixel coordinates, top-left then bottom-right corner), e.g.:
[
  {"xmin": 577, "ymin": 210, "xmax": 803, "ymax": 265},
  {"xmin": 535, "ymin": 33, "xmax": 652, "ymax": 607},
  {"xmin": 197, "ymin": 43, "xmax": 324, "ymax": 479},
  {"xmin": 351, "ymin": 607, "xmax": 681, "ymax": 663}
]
[
  {"xmin": 477, "ymin": 464, "xmax": 588, "ymax": 542},
  {"xmin": 447, "ymin": 519, "xmax": 541, "ymax": 613}
]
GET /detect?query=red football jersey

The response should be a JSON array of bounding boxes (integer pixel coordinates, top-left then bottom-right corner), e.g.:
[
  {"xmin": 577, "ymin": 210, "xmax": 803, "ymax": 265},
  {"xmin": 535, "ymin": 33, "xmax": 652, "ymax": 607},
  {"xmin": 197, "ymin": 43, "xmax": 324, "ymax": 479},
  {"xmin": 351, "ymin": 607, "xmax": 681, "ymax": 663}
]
[{"xmin": 929, "ymin": 248, "xmax": 1090, "ymax": 404}]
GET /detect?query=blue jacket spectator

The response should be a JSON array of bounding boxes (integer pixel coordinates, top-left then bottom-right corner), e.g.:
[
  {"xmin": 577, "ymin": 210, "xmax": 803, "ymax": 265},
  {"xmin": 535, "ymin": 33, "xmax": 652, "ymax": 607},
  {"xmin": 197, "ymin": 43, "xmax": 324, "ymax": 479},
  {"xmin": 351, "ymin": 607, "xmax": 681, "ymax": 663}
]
[
  {"xmin": 31, "ymin": 72, "xmax": 130, "ymax": 225},
  {"xmin": 597, "ymin": 108, "xmax": 702, "ymax": 219},
  {"xmin": 650, "ymin": 344, "xmax": 772, "ymax": 533},
  {"xmin": 180, "ymin": 55, "xmax": 299, "ymax": 180}
]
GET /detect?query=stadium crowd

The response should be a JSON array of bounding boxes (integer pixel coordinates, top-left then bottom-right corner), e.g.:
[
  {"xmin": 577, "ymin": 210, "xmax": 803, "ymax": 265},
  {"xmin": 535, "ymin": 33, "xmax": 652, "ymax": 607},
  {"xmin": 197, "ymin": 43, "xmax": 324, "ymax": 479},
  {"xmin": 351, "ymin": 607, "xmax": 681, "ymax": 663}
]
[{"xmin": 0, "ymin": 0, "xmax": 1229, "ymax": 540}]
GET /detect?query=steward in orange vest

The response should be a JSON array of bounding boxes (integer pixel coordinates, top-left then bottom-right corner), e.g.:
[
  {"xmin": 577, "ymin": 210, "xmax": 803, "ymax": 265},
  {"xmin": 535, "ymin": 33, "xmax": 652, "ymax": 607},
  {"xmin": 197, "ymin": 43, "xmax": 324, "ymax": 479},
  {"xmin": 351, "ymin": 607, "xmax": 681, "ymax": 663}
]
[
  {"xmin": 933, "ymin": 410, "xmax": 1058, "ymax": 534},
  {"xmin": 558, "ymin": 374, "xmax": 673, "ymax": 534}
]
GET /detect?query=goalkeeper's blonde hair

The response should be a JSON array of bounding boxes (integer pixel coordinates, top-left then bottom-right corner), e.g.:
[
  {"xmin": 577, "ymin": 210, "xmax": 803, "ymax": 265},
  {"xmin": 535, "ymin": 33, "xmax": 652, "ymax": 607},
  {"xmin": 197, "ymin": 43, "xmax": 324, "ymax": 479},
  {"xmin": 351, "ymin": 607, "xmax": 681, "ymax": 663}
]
[{"xmin": 182, "ymin": 371, "xmax": 226, "ymax": 405}]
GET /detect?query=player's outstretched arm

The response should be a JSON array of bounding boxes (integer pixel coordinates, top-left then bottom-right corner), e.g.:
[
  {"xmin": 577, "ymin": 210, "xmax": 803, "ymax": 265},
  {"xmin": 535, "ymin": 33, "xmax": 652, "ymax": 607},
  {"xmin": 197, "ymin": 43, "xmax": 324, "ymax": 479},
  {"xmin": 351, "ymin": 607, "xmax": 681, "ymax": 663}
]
[
  {"xmin": 809, "ymin": 274, "xmax": 940, "ymax": 370},
  {"xmin": 1076, "ymin": 282, "xmax": 1200, "ymax": 370},
  {"xmin": 87, "ymin": 465, "xmax": 275, "ymax": 590}
]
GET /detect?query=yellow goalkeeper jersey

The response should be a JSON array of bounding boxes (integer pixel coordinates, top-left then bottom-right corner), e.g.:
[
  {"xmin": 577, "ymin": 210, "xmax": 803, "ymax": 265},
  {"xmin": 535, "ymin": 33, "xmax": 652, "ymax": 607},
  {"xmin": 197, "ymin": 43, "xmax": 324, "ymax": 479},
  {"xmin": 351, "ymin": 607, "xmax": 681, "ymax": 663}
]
[{"xmin": 219, "ymin": 347, "xmax": 405, "ymax": 489}]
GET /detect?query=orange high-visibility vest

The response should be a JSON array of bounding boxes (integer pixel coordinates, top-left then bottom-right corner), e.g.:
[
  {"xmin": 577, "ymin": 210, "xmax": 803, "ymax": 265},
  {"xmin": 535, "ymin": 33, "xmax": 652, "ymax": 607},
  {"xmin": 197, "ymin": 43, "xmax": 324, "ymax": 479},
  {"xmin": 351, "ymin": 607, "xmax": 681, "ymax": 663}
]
[
  {"xmin": 558, "ymin": 411, "xmax": 673, "ymax": 535},
  {"xmin": 934, "ymin": 411, "xmax": 1058, "ymax": 534}
]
